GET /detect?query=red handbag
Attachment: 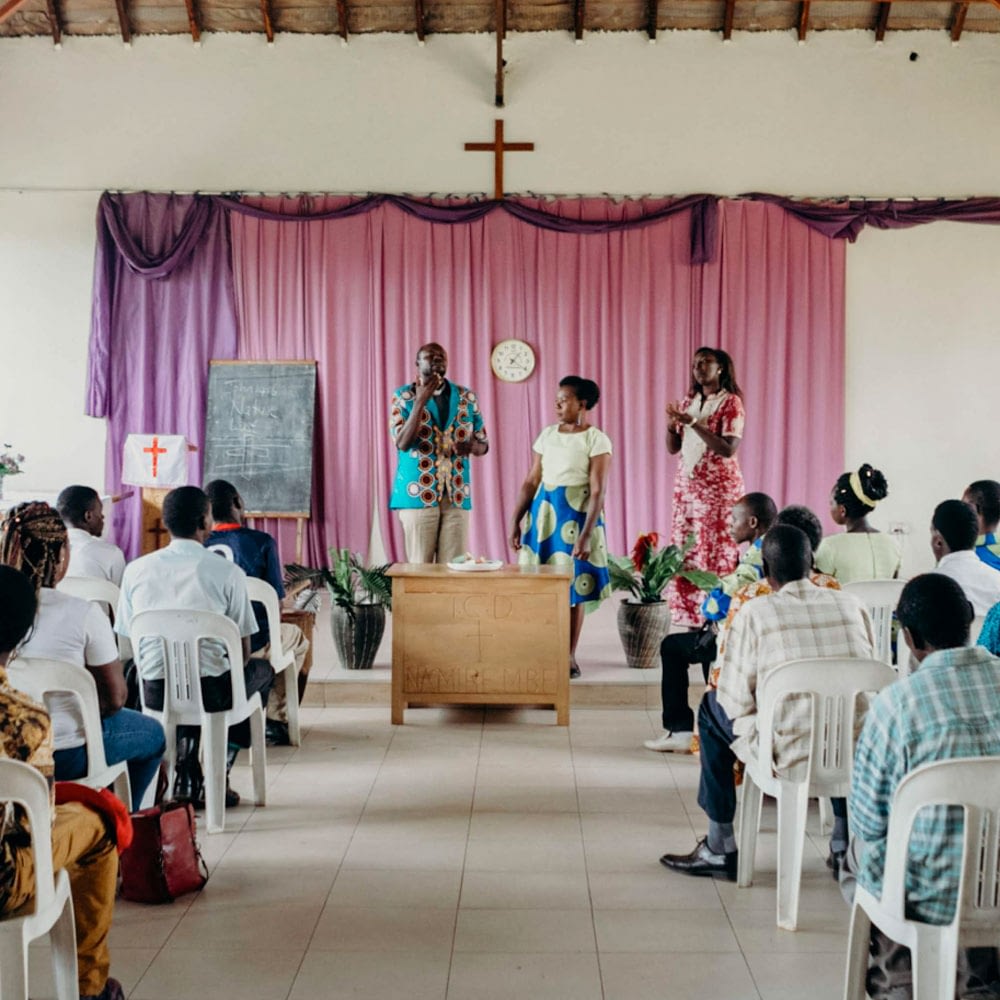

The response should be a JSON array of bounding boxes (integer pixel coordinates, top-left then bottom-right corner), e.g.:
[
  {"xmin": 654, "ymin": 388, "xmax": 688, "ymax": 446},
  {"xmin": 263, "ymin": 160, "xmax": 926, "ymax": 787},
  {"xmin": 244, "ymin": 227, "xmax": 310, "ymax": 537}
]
[{"xmin": 119, "ymin": 802, "xmax": 209, "ymax": 904}]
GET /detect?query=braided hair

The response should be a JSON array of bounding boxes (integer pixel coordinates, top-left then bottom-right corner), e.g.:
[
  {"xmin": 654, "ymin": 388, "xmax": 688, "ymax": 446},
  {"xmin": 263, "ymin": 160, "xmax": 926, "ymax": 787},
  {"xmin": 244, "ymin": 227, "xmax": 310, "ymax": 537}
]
[
  {"xmin": 832, "ymin": 463, "xmax": 889, "ymax": 521},
  {"xmin": 0, "ymin": 501, "xmax": 68, "ymax": 592}
]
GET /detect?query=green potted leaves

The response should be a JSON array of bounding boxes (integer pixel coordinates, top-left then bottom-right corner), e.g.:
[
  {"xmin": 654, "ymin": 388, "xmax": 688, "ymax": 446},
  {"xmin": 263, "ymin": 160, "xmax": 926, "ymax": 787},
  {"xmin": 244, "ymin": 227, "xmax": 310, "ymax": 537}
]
[
  {"xmin": 286, "ymin": 549, "xmax": 392, "ymax": 670},
  {"xmin": 609, "ymin": 532, "xmax": 719, "ymax": 668}
]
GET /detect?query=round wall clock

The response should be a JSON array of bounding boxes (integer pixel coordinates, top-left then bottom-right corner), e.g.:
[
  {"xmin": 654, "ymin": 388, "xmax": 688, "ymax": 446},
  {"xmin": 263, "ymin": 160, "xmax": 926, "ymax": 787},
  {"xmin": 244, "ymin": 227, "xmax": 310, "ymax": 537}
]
[{"xmin": 490, "ymin": 339, "xmax": 536, "ymax": 383}]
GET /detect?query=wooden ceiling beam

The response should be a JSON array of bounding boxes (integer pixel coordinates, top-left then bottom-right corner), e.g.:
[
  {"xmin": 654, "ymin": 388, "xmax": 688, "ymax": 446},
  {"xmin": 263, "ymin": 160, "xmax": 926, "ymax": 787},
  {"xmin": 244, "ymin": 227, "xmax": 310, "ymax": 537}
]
[
  {"xmin": 44, "ymin": 0, "xmax": 62, "ymax": 44},
  {"xmin": 183, "ymin": 0, "xmax": 200, "ymax": 43},
  {"xmin": 336, "ymin": 0, "xmax": 348, "ymax": 41},
  {"xmin": 0, "ymin": 0, "xmax": 30, "ymax": 23},
  {"xmin": 414, "ymin": 0, "xmax": 425, "ymax": 41},
  {"xmin": 647, "ymin": 0, "xmax": 657, "ymax": 39},
  {"xmin": 113, "ymin": 0, "xmax": 132, "ymax": 43},
  {"xmin": 259, "ymin": 0, "xmax": 274, "ymax": 41},
  {"xmin": 722, "ymin": 0, "xmax": 735, "ymax": 39},
  {"xmin": 797, "ymin": 0, "xmax": 810, "ymax": 40},
  {"xmin": 495, "ymin": 0, "xmax": 504, "ymax": 106},
  {"xmin": 875, "ymin": 0, "xmax": 891, "ymax": 40},
  {"xmin": 574, "ymin": 0, "xmax": 584, "ymax": 39},
  {"xmin": 950, "ymin": 0, "xmax": 969, "ymax": 38}
]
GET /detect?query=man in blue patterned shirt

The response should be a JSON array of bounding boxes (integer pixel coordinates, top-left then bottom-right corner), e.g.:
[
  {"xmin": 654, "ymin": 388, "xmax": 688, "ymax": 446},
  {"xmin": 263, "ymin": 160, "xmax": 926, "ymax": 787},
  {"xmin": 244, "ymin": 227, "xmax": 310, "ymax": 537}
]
[
  {"xmin": 389, "ymin": 343, "xmax": 489, "ymax": 564},
  {"xmin": 848, "ymin": 573, "xmax": 1000, "ymax": 999}
]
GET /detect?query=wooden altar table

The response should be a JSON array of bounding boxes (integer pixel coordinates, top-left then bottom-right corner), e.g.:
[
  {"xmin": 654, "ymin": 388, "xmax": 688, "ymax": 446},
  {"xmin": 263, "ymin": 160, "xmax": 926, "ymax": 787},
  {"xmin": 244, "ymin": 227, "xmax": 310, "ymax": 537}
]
[{"xmin": 387, "ymin": 564, "xmax": 572, "ymax": 725}]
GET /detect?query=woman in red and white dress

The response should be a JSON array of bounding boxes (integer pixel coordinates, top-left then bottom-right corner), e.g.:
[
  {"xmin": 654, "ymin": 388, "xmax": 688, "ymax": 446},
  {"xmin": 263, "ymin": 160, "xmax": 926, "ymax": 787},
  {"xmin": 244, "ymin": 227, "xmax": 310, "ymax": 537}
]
[{"xmin": 665, "ymin": 347, "xmax": 746, "ymax": 628}]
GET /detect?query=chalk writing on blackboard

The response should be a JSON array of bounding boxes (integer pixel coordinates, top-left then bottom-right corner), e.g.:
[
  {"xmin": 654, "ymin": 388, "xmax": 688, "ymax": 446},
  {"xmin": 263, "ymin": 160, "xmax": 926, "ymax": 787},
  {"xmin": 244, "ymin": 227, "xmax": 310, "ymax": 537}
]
[{"xmin": 203, "ymin": 362, "xmax": 316, "ymax": 515}]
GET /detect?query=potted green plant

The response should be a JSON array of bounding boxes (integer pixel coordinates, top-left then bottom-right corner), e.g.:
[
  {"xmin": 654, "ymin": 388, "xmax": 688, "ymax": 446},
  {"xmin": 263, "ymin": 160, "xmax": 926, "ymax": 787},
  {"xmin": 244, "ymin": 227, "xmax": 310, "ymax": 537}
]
[
  {"xmin": 286, "ymin": 549, "xmax": 392, "ymax": 670},
  {"xmin": 609, "ymin": 532, "xmax": 719, "ymax": 669},
  {"xmin": 0, "ymin": 444, "xmax": 25, "ymax": 501}
]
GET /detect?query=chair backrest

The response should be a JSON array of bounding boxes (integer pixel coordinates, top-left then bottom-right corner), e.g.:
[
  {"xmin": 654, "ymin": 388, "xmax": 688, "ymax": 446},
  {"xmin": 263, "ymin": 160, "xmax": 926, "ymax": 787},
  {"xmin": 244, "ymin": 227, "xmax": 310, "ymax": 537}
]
[
  {"xmin": 844, "ymin": 579, "xmax": 906, "ymax": 665},
  {"xmin": 128, "ymin": 609, "xmax": 248, "ymax": 718},
  {"xmin": 8, "ymin": 657, "xmax": 112, "ymax": 773},
  {"xmin": 756, "ymin": 657, "xmax": 897, "ymax": 792},
  {"xmin": 56, "ymin": 576, "xmax": 121, "ymax": 618},
  {"xmin": 244, "ymin": 577, "xmax": 293, "ymax": 671},
  {"xmin": 879, "ymin": 757, "xmax": 1000, "ymax": 932},
  {"xmin": 0, "ymin": 758, "xmax": 57, "ymax": 912},
  {"xmin": 971, "ymin": 615, "xmax": 986, "ymax": 645}
]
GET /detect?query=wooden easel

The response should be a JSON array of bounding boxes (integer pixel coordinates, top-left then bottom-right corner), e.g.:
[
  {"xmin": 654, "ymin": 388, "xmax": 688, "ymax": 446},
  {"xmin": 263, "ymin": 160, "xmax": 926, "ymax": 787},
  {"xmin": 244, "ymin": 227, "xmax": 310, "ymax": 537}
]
[{"xmin": 247, "ymin": 512, "xmax": 309, "ymax": 564}]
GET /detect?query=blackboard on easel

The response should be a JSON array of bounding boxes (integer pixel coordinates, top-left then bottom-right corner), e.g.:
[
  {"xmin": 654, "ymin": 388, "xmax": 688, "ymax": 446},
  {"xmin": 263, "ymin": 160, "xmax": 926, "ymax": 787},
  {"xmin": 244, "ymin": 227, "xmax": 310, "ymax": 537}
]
[{"xmin": 203, "ymin": 361, "xmax": 316, "ymax": 518}]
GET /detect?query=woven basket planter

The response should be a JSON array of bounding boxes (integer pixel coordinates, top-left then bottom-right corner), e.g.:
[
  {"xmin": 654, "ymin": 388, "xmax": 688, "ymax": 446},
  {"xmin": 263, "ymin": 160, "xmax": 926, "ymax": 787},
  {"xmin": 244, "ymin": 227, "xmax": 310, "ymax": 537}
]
[
  {"xmin": 330, "ymin": 603, "xmax": 386, "ymax": 670},
  {"xmin": 616, "ymin": 599, "xmax": 671, "ymax": 669}
]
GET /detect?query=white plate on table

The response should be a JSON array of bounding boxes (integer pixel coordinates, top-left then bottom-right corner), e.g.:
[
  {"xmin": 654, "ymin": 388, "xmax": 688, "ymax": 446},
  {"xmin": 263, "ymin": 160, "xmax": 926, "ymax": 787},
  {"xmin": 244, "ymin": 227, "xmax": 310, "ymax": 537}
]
[{"xmin": 446, "ymin": 559, "xmax": 504, "ymax": 572}]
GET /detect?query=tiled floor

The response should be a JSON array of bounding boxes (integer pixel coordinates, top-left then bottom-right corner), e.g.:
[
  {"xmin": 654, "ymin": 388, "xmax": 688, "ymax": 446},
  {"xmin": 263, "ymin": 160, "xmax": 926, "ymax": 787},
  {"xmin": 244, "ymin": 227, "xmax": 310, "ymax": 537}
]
[{"xmin": 31, "ymin": 702, "xmax": 854, "ymax": 1000}]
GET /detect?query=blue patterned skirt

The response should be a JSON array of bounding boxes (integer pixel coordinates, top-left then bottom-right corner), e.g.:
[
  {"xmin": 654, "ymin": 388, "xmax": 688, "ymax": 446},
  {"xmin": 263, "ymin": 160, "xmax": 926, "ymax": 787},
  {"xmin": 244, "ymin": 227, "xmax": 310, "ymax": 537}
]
[{"xmin": 517, "ymin": 483, "xmax": 611, "ymax": 610}]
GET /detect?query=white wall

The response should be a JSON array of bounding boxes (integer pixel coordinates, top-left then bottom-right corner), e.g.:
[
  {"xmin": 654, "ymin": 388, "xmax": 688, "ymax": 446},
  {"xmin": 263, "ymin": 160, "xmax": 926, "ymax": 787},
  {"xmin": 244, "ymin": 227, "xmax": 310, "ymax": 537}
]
[{"xmin": 1, "ymin": 31, "xmax": 999, "ymax": 560}]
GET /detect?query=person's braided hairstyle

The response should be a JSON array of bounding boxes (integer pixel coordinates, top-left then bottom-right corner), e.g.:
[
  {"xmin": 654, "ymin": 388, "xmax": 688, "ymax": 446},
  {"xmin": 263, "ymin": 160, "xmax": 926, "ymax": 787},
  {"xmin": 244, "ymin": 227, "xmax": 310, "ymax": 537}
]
[
  {"xmin": 0, "ymin": 501, "xmax": 68, "ymax": 592},
  {"xmin": 832, "ymin": 463, "xmax": 889, "ymax": 521}
]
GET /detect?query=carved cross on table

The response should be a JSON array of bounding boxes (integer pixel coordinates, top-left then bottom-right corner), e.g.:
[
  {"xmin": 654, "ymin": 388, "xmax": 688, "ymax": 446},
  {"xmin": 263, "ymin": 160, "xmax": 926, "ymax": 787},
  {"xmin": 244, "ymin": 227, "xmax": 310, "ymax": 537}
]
[
  {"xmin": 464, "ymin": 119, "xmax": 535, "ymax": 201},
  {"xmin": 143, "ymin": 435, "xmax": 167, "ymax": 478},
  {"xmin": 147, "ymin": 518, "xmax": 167, "ymax": 549}
]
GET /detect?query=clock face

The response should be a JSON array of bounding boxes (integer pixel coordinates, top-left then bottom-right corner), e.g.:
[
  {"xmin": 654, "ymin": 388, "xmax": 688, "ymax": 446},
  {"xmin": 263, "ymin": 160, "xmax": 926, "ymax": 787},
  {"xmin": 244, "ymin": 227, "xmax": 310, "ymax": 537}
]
[{"xmin": 490, "ymin": 339, "xmax": 536, "ymax": 383}]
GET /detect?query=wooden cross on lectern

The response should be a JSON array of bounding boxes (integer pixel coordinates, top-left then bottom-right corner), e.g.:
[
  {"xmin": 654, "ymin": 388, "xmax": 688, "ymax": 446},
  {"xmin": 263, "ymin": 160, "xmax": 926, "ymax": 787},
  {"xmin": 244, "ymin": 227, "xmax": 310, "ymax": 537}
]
[{"xmin": 464, "ymin": 119, "xmax": 535, "ymax": 200}]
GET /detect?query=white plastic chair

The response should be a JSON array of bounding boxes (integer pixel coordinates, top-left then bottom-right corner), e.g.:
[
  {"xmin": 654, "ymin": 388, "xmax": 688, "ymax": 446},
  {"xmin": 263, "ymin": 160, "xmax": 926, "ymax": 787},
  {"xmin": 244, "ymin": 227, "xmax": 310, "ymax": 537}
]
[
  {"xmin": 129, "ymin": 608, "xmax": 267, "ymax": 834},
  {"xmin": 736, "ymin": 657, "xmax": 897, "ymax": 931},
  {"xmin": 0, "ymin": 759, "xmax": 78, "ymax": 1000},
  {"xmin": 9, "ymin": 656, "xmax": 132, "ymax": 810},
  {"xmin": 844, "ymin": 756, "xmax": 1000, "ymax": 1000},
  {"xmin": 245, "ymin": 577, "xmax": 301, "ymax": 746},
  {"xmin": 843, "ymin": 580, "xmax": 906, "ymax": 666},
  {"xmin": 57, "ymin": 575, "xmax": 133, "ymax": 662}
]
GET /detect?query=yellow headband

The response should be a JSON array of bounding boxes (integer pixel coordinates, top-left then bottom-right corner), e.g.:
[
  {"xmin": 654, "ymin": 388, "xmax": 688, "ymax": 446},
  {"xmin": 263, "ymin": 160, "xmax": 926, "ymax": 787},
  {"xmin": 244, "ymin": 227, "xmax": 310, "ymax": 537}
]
[{"xmin": 849, "ymin": 470, "xmax": 878, "ymax": 509}]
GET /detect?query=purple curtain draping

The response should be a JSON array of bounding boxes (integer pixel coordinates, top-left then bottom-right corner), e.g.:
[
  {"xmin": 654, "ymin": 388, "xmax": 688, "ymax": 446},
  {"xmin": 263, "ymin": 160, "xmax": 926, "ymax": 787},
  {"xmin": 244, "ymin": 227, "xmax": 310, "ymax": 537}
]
[
  {"xmin": 744, "ymin": 194, "xmax": 1000, "ymax": 242},
  {"xmin": 226, "ymin": 195, "xmax": 846, "ymax": 565},
  {"xmin": 218, "ymin": 192, "xmax": 719, "ymax": 265},
  {"xmin": 86, "ymin": 192, "xmax": 239, "ymax": 558}
]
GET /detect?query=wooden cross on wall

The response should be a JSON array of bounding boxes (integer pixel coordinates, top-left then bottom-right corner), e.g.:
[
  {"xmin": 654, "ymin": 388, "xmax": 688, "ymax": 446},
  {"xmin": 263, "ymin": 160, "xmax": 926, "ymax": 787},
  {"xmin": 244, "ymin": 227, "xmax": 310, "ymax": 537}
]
[{"xmin": 464, "ymin": 119, "xmax": 535, "ymax": 201}]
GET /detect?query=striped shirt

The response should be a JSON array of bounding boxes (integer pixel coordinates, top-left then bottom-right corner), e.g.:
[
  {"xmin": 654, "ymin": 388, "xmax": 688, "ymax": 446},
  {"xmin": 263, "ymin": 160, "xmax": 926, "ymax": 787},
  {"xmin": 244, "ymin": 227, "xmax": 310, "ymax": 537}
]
[
  {"xmin": 850, "ymin": 644, "xmax": 1000, "ymax": 925},
  {"xmin": 715, "ymin": 578, "xmax": 875, "ymax": 777}
]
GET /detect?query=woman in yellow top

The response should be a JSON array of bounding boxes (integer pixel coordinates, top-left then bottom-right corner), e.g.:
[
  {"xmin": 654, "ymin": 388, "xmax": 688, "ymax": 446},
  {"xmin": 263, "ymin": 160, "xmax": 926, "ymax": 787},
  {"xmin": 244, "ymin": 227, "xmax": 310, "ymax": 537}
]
[
  {"xmin": 510, "ymin": 376, "xmax": 612, "ymax": 678},
  {"xmin": 814, "ymin": 464, "xmax": 901, "ymax": 583}
]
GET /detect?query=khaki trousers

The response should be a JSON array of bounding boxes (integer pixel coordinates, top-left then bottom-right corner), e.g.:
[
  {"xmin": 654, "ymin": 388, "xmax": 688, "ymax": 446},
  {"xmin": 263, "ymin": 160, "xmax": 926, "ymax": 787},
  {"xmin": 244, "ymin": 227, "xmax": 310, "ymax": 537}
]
[
  {"xmin": 397, "ymin": 498, "xmax": 469, "ymax": 564},
  {"xmin": 5, "ymin": 801, "xmax": 117, "ymax": 997},
  {"xmin": 259, "ymin": 622, "xmax": 311, "ymax": 723}
]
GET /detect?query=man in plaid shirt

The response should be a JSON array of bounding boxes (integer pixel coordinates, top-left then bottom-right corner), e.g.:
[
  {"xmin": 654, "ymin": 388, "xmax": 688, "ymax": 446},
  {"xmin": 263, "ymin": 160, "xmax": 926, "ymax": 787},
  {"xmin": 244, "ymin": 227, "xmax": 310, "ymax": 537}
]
[
  {"xmin": 846, "ymin": 573, "xmax": 1000, "ymax": 1000},
  {"xmin": 660, "ymin": 524, "xmax": 875, "ymax": 881}
]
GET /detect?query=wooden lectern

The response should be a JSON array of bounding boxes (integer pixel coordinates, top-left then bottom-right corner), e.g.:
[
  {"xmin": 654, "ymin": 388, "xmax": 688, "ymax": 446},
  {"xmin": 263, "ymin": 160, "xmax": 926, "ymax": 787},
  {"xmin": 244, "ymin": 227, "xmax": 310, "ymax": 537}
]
[{"xmin": 122, "ymin": 434, "xmax": 198, "ymax": 555}]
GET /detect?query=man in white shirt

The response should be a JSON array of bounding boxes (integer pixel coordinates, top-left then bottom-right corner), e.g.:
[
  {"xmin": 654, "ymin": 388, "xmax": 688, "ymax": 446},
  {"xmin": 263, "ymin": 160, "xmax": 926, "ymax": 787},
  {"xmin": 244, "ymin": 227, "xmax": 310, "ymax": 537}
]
[
  {"xmin": 116, "ymin": 486, "xmax": 274, "ymax": 807},
  {"xmin": 57, "ymin": 485, "xmax": 126, "ymax": 586},
  {"xmin": 931, "ymin": 499, "xmax": 1000, "ymax": 617},
  {"xmin": 659, "ymin": 525, "xmax": 875, "ymax": 881}
]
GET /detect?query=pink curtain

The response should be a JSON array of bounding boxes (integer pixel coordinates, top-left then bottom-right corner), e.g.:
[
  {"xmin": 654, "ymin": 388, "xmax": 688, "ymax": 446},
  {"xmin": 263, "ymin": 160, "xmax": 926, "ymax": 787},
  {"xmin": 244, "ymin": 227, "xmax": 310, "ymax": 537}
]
[{"xmin": 227, "ymin": 197, "xmax": 844, "ymax": 565}]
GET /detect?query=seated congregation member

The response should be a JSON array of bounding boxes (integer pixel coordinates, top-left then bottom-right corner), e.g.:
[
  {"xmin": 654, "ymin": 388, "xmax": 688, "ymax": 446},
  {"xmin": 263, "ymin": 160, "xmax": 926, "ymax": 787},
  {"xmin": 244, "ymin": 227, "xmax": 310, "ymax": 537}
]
[
  {"xmin": 815, "ymin": 463, "xmax": 901, "ymax": 582},
  {"xmin": 56, "ymin": 485, "xmax": 126, "ymax": 586},
  {"xmin": 0, "ymin": 566, "xmax": 124, "ymax": 1000},
  {"xmin": 0, "ymin": 502, "xmax": 164, "ymax": 811},
  {"xmin": 659, "ymin": 525, "xmax": 875, "ymax": 880},
  {"xmin": 116, "ymin": 486, "xmax": 274, "ymax": 807},
  {"xmin": 963, "ymin": 478, "xmax": 1000, "ymax": 572},
  {"xmin": 978, "ymin": 600, "xmax": 1000, "ymax": 657},
  {"xmin": 847, "ymin": 574, "xmax": 1000, "ymax": 1000},
  {"xmin": 931, "ymin": 499, "xmax": 1000, "ymax": 616},
  {"xmin": 644, "ymin": 492, "xmax": 776, "ymax": 753},
  {"xmin": 204, "ymin": 479, "xmax": 310, "ymax": 747}
]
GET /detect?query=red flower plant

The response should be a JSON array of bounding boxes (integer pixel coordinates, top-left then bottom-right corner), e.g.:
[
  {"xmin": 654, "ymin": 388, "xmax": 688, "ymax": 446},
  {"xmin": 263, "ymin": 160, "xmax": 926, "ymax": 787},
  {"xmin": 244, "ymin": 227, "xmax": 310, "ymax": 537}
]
[{"xmin": 631, "ymin": 532, "xmax": 660, "ymax": 573}]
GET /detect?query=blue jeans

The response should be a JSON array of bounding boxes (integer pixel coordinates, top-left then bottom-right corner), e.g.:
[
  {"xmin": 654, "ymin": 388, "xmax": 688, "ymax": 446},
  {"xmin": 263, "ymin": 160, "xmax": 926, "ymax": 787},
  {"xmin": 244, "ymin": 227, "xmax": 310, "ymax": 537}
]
[{"xmin": 54, "ymin": 707, "xmax": 166, "ymax": 811}]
